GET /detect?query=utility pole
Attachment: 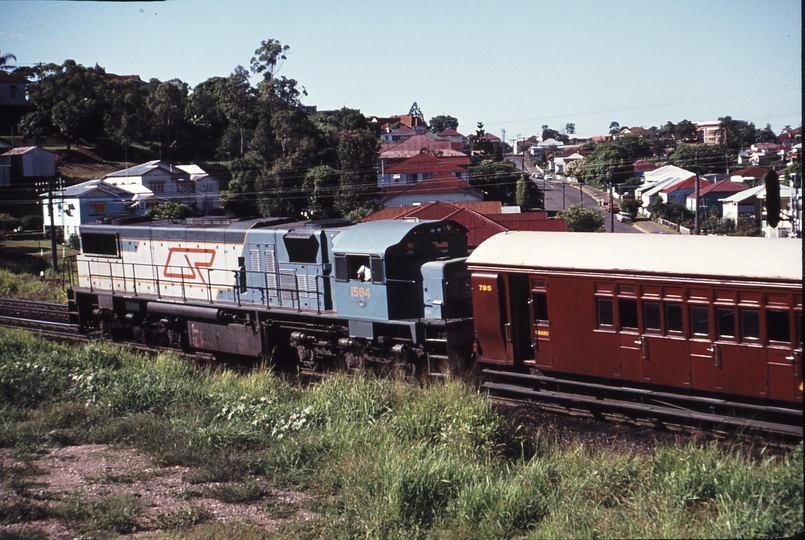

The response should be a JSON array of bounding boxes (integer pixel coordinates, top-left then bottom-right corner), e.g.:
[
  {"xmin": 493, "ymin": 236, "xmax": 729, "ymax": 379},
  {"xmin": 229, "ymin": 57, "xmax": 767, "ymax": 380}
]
[
  {"xmin": 694, "ymin": 152, "xmax": 701, "ymax": 235},
  {"xmin": 609, "ymin": 164, "xmax": 614, "ymax": 233},
  {"xmin": 47, "ymin": 178, "xmax": 58, "ymax": 272}
]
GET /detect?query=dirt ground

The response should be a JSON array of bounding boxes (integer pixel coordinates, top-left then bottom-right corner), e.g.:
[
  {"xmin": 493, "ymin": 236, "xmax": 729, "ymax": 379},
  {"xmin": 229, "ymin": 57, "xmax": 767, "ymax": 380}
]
[{"xmin": 0, "ymin": 444, "xmax": 314, "ymax": 538}]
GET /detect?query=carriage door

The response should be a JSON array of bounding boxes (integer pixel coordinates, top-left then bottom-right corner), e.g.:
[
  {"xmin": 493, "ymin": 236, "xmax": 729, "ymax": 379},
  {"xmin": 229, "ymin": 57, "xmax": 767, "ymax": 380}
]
[
  {"xmin": 530, "ymin": 278, "xmax": 552, "ymax": 369},
  {"xmin": 713, "ymin": 291, "xmax": 767, "ymax": 398},
  {"xmin": 640, "ymin": 288, "xmax": 691, "ymax": 388},
  {"xmin": 472, "ymin": 272, "xmax": 511, "ymax": 365},
  {"xmin": 765, "ymin": 300, "xmax": 800, "ymax": 402}
]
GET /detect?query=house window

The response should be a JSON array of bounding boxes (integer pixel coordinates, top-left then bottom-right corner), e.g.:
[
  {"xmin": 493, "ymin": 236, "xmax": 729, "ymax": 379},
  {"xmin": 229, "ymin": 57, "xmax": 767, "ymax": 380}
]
[
  {"xmin": 10, "ymin": 85, "xmax": 18, "ymax": 98},
  {"xmin": 150, "ymin": 181, "xmax": 165, "ymax": 193},
  {"xmin": 89, "ymin": 203, "xmax": 105, "ymax": 216}
]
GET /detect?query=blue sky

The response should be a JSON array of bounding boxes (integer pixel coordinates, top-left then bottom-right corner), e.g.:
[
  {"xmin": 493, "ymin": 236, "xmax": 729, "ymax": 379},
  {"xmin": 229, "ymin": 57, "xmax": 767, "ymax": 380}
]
[{"xmin": 2, "ymin": 0, "xmax": 801, "ymax": 142}]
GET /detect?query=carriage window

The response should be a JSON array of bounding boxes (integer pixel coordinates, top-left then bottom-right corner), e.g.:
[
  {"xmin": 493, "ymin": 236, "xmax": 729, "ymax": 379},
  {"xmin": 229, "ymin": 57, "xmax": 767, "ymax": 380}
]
[
  {"xmin": 532, "ymin": 292, "xmax": 548, "ymax": 322},
  {"xmin": 766, "ymin": 310, "xmax": 790, "ymax": 343},
  {"xmin": 716, "ymin": 308, "xmax": 735, "ymax": 338},
  {"xmin": 666, "ymin": 304, "xmax": 684, "ymax": 333},
  {"xmin": 643, "ymin": 302, "xmax": 661, "ymax": 332},
  {"xmin": 618, "ymin": 298, "xmax": 639, "ymax": 330},
  {"xmin": 691, "ymin": 306, "xmax": 709, "ymax": 336},
  {"xmin": 740, "ymin": 309, "xmax": 760, "ymax": 340},
  {"xmin": 597, "ymin": 298, "xmax": 614, "ymax": 327}
]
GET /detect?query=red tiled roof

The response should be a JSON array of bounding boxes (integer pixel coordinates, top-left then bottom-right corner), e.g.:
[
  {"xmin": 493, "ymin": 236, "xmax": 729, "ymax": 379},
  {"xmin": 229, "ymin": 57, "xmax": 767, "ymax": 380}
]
[
  {"xmin": 732, "ymin": 166, "xmax": 769, "ymax": 178},
  {"xmin": 437, "ymin": 128, "xmax": 464, "ymax": 137},
  {"xmin": 660, "ymin": 175, "xmax": 703, "ymax": 193},
  {"xmin": 380, "ymin": 134, "xmax": 468, "ymax": 160},
  {"xmin": 633, "ymin": 159, "xmax": 658, "ymax": 171},
  {"xmin": 384, "ymin": 152, "xmax": 467, "ymax": 175},
  {"xmin": 383, "ymin": 173, "xmax": 478, "ymax": 198},
  {"xmin": 688, "ymin": 180, "xmax": 748, "ymax": 197},
  {"xmin": 0, "ymin": 72, "xmax": 27, "ymax": 84}
]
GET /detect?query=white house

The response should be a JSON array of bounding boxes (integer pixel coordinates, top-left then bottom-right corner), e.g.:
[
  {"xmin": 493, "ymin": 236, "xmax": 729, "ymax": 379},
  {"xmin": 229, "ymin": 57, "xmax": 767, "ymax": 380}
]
[
  {"xmin": 635, "ymin": 165, "xmax": 695, "ymax": 213},
  {"xmin": 103, "ymin": 160, "xmax": 220, "ymax": 213},
  {"xmin": 41, "ymin": 180, "xmax": 151, "ymax": 238}
]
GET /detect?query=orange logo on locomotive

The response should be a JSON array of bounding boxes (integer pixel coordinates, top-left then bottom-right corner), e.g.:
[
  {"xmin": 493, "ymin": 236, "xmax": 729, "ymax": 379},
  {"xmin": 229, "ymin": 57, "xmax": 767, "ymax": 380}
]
[{"xmin": 163, "ymin": 248, "xmax": 216, "ymax": 283}]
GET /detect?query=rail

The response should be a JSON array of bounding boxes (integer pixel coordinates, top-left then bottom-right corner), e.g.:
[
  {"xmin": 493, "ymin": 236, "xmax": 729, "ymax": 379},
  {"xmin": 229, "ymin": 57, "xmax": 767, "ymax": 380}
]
[{"xmin": 74, "ymin": 258, "xmax": 330, "ymax": 312}]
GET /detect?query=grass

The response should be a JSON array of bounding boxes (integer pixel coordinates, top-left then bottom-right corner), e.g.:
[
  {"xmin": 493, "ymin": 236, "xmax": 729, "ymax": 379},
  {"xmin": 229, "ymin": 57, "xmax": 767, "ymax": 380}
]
[
  {"xmin": 0, "ymin": 236, "xmax": 76, "ymax": 302},
  {"xmin": 0, "ymin": 328, "xmax": 801, "ymax": 539}
]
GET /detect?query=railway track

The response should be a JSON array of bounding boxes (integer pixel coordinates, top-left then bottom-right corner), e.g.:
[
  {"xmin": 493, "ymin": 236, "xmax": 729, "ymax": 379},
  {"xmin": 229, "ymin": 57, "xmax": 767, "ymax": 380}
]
[
  {"xmin": 1, "ymin": 296, "xmax": 801, "ymax": 445},
  {"xmin": 483, "ymin": 369, "xmax": 804, "ymax": 445},
  {"xmin": 0, "ymin": 298, "xmax": 84, "ymax": 342}
]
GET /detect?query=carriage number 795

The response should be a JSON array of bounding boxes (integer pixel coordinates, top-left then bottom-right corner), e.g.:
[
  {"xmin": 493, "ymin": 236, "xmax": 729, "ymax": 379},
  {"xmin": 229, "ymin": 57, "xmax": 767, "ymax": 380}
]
[{"xmin": 478, "ymin": 284, "xmax": 492, "ymax": 292}]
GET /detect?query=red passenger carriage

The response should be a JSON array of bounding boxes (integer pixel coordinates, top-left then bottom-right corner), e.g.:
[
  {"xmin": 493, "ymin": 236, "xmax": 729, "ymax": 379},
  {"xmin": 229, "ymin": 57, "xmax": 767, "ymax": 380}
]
[{"xmin": 467, "ymin": 232, "xmax": 802, "ymax": 405}]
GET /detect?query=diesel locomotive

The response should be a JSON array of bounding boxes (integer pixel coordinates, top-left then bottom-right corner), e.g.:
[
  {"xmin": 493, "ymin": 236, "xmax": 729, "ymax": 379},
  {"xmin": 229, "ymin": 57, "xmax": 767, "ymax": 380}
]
[{"xmin": 69, "ymin": 215, "xmax": 803, "ymax": 406}]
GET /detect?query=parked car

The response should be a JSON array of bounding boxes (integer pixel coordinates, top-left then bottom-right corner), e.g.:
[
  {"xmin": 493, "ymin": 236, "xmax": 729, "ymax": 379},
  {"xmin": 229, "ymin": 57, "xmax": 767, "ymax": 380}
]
[
  {"xmin": 616, "ymin": 212, "xmax": 632, "ymax": 223},
  {"xmin": 604, "ymin": 202, "xmax": 620, "ymax": 212}
]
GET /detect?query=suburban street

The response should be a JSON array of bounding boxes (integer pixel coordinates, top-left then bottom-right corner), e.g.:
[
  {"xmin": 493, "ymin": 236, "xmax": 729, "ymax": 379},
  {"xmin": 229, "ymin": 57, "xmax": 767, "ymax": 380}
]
[{"xmin": 511, "ymin": 154, "xmax": 671, "ymax": 234}]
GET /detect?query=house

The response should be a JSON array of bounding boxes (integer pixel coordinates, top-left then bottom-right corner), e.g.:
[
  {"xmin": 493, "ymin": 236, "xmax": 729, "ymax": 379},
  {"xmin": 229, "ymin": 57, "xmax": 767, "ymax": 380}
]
[
  {"xmin": 757, "ymin": 185, "xmax": 795, "ymax": 238},
  {"xmin": 686, "ymin": 180, "xmax": 747, "ymax": 215},
  {"xmin": 0, "ymin": 71, "xmax": 28, "ymax": 107},
  {"xmin": 380, "ymin": 125, "xmax": 415, "ymax": 144},
  {"xmin": 379, "ymin": 152, "xmax": 470, "ymax": 188},
  {"xmin": 552, "ymin": 147, "xmax": 590, "ymax": 173},
  {"xmin": 694, "ymin": 121, "xmax": 722, "ymax": 145},
  {"xmin": 659, "ymin": 175, "xmax": 707, "ymax": 205},
  {"xmin": 102, "ymin": 160, "xmax": 219, "ymax": 213},
  {"xmin": 378, "ymin": 133, "xmax": 469, "ymax": 188},
  {"xmin": 0, "ymin": 146, "xmax": 56, "ymax": 217},
  {"xmin": 635, "ymin": 165, "xmax": 695, "ymax": 213},
  {"xmin": 632, "ymin": 159, "xmax": 658, "ymax": 178},
  {"xmin": 529, "ymin": 138, "xmax": 565, "ymax": 156},
  {"xmin": 40, "ymin": 179, "xmax": 151, "ymax": 238},
  {"xmin": 721, "ymin": 184, "xmax": 765, "ymax": 223},
  {"xmin": 436, "ymin": 128, "xmax": 469, "ymax": 150},
  {"xmin": 731, "ymin": 166, "xmax": 769, "ymax": 186},
  {"xmin": 380, "ymin": 173, "xmax": 483, "ymax": 207}
]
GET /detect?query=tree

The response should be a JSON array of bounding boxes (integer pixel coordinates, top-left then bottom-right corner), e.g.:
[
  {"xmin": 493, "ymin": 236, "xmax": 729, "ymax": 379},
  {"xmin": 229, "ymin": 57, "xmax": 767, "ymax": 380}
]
[
  {"xmin": 335, "ymin": 127, "xmax": 379, "ymax": 217},
  {"xmin": 756, "ymin": 123, "xmax": 777, "ymax": 143},
  {"xmin": 578, "ymin": 136, "xmax": 653, "ymax": 186},
  {"xmin": 21, "ymin": 60, "xmax": 106, "ymax": 151},
  {"xmin": 144, "ymin": 202, "xmax": 198, "ymax": 220},
  {"xmin": 0, "ymin": 51, "xmax": 16, "ymax": 72},
  {"xmin": 146, "ymin": 78, "xmax": 189, "ymax": 159},
  {"xmin": 429, "ymin": 115, "xmax": 459, "ymax": 133},
  {"xmin": 471, "ymin": 122, "xmax": 493, "ymax": 158},
  {"xmin": 667, "ymin": 144, "xmax": 723, "ymax": 174},
  {"xmin": 674, "ymin": 119, "xmax": 697, "ymax": 142},
  {"xmin": 718, "ymin": 116, "xmax": 756, "ymax": 152},
  {"xmin": 609, "ymin": 121, "xmax": 621, "ymax": 135},
  {"xmin": 186, "ymin": 76, "xmax": 230, "ymax": 158},
  {"xmin": 220, "ymin": 66, "xmax": 255, "ymax": 158},
  {"xmin": 620, "ymin": 197, "xmax": 641, "ymax": 219},
  {"xmin": 303, "ymin": 165, "xmax": 340, "ymax": 219},
  {"xmin": 515, "ymin": 173, "xmax": 542, "ymax": 210},
  {"xmin": 558, "ymin": 205, "xmax": 605, "ymax": 232},
  {"xmin": 104, "ymin": 78, "xmax": 150, "ymax": 156},
  {"xmin": 468, "ymin": 159, "xmax": 521, "ymax": 203},
  {"xmin": 565, "ymin": 122, "xmax": 576, "ymax": 135}
]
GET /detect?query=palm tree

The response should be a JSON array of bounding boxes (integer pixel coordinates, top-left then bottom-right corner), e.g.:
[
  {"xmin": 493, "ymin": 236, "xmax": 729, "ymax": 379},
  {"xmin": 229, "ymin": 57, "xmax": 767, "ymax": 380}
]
[{"xmin": 0, "ymin": 51, "xmax": 17, "ymax": 72}]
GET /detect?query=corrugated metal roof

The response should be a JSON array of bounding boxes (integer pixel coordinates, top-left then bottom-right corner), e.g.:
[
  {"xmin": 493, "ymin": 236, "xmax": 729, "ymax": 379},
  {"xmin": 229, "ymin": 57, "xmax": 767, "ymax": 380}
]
[{"xmin": 467, "ymin": 232, "xmax": 802, "ymax": 282}]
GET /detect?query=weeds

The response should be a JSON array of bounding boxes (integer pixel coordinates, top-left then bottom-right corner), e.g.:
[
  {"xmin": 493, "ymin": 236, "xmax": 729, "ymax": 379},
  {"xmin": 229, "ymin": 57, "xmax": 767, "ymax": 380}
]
[{"xmin": 0, "ymin": 328, "xmax": 802, "ymax": 539}]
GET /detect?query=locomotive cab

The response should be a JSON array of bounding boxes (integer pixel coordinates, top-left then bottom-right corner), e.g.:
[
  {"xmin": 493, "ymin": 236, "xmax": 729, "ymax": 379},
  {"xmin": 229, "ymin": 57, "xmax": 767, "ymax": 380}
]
[{"xmin": 331, "ymin": 220, "xmax": 467, "ymax": 335}]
